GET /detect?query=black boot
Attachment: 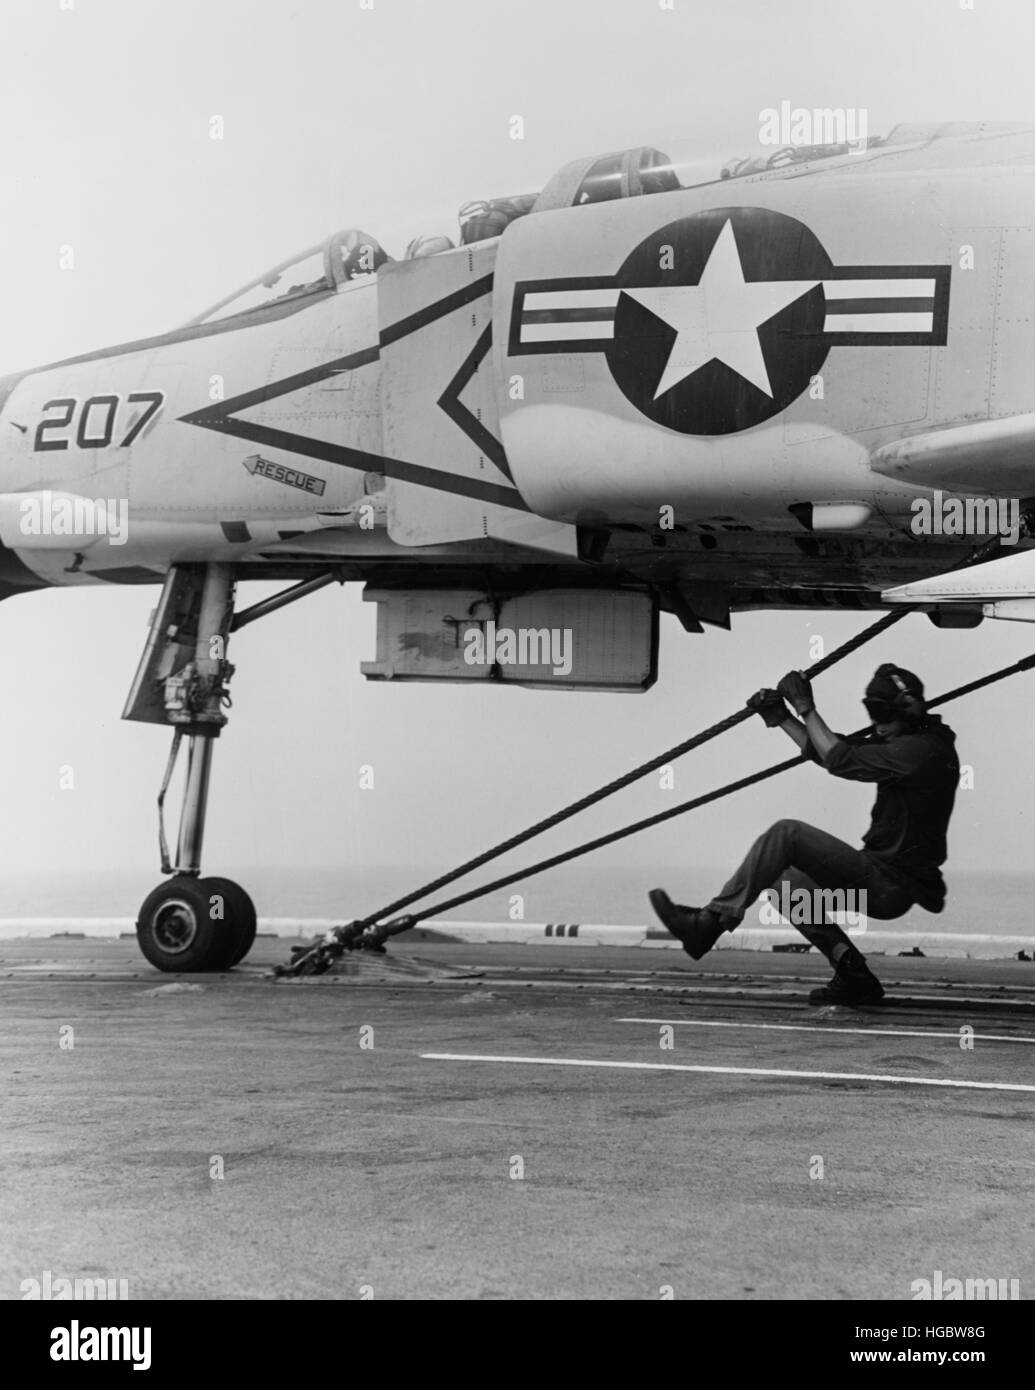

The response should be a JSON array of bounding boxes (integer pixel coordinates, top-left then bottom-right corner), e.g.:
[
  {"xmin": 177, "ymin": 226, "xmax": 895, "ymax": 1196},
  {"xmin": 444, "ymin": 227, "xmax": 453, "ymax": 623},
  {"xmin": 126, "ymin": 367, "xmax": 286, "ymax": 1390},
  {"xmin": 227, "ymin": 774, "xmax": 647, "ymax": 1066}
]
[
  {"xmin": 648, "ymin": 889, "xmax": 729, "ymax": 960},
  {"xmin": 809, "ymin": 945, "xmax": 884, "ymax": 1005}
]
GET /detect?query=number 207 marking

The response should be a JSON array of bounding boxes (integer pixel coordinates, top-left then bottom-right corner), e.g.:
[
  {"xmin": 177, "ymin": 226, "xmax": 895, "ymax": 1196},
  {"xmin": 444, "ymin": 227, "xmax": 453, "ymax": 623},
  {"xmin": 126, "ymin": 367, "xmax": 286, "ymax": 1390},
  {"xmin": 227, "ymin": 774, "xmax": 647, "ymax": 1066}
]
[{"xmin": 34, "ymin": 392, "xmax": 165, "ymax": 452}]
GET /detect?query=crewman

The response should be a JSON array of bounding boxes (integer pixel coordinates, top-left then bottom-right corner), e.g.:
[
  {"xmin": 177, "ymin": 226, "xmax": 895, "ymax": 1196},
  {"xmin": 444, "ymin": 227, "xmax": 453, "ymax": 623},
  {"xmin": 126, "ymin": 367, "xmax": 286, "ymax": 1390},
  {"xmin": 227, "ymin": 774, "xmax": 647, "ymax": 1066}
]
[
  {"xmin": 336, "ymin": 228, "xmax": 390, "ymax": 280},
  {"xmin": 648, "ymin": 664, "xmax": 960, "ymax": 1004}
]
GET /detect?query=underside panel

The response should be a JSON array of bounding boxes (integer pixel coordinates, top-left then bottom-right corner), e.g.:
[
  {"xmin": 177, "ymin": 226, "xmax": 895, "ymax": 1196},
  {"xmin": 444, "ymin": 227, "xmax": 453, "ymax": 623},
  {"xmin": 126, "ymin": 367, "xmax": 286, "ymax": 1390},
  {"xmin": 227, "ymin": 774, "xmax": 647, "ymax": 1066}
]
[{"xmin": 360, "ymin": 586, "xmax": 656, "ymax": 690}]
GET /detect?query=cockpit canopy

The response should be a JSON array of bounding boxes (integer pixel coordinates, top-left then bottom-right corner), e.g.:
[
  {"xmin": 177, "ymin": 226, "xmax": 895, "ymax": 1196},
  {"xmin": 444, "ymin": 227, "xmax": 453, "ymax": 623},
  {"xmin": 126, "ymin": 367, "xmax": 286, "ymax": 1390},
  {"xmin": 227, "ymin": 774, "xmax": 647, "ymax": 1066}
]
[
  {"xmin": 187, "ymin": 145, "xmax": 694, "ymax": 328},
  {"xmin": 455, "ymin": 147, "xmax": 681, "ymax": 246},
  {"xmin": 535, "ymin": 146, "xmax": 682, "ymax": 210},
  {"xmin": 188, "ymin": 228, "xmax": 392, "ymax": 326}
]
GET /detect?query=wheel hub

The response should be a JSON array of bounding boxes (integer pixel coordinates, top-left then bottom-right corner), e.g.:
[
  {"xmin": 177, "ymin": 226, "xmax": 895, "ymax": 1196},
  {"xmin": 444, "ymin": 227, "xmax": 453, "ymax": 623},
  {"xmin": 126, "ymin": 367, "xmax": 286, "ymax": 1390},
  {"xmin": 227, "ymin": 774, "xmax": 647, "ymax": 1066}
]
[{"xmin": 151, "ymin": 898, "xmax": 200, "ymax": 955}]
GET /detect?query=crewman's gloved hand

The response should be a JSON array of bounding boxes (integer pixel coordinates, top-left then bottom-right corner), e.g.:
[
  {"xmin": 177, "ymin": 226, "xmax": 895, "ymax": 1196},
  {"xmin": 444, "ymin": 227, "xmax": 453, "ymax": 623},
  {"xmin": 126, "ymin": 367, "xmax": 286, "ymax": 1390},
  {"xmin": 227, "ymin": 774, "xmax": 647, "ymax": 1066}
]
[
  {"xmin": 746, "ymin": 688, "xmax": 789, "ymax": 728},
  {"xmin": 778, "ymin": 671, "xmax": 815, "ymax": 717}
]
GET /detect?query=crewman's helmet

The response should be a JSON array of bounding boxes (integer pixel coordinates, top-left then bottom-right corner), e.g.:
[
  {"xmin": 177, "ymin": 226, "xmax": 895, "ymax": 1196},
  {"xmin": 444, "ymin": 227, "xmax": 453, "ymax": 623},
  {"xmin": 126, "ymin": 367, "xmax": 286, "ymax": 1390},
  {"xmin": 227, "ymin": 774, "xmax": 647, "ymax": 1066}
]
[
  {"xmin": 405, "ymin": 233, "xmax": 455, "ymax": 259},
  {"xmin": 863, "ymin": 664, "xmax": 926, "ymax": 724}
]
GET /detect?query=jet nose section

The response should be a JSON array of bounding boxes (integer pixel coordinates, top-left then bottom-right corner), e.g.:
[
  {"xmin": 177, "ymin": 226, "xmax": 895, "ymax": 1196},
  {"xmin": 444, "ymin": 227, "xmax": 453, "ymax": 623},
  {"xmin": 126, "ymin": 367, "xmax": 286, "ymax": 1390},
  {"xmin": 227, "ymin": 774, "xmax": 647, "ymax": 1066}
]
[
  {"xmin": 0, "ymin": 386, "xmax": 49, "ymax": 598},
  {"xmin": 0, "ymin": 372, "xmax": 52, "ymax": 596}
]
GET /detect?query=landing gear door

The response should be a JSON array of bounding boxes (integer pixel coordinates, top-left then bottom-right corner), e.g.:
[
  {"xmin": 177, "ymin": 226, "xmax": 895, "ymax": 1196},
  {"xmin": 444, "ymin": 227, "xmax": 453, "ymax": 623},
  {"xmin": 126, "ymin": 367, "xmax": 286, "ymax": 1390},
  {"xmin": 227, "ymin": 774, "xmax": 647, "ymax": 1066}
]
[
  {"xmin": 123, "ymin": 567, "xmax": 201, "ymax": 725},
  {"xmin": 377, "ymin": 243, "xmax": 577, "ymax": 556}
]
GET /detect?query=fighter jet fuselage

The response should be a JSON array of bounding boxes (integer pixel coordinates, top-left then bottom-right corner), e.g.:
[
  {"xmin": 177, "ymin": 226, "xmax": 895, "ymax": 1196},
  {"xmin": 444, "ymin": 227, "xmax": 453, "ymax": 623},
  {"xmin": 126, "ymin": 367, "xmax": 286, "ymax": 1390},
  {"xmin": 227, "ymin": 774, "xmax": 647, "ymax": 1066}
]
[{"xmin": 3, "ymin": 121, "xmax": 1035, "ymax": 664}]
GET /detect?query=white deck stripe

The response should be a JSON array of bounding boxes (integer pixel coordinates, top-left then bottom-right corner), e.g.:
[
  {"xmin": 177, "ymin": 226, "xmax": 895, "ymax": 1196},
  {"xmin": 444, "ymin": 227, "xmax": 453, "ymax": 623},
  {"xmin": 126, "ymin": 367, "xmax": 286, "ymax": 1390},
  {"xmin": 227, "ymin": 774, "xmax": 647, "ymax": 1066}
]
[
  {"xmin": 524, "ymin": 289, "xmax": 621, "ymax": 311},
  {"xmin": 615, "ymin": 1018, "xmax": 1035, "ymax": 1045},
  {"xmin": 821, "ymin": 278, "xmax": 935, "ymax": 299},
  {"xmin": 422, "ymin": 1053, "xmax": 1035, "ymax": 1093},
  {"xmin": 824, "ymin": 311, "xmax": 932, "ymax": 334},
  {"xmin": 521, "ymin": 321, "xmax": 615, "ymax": 342}
]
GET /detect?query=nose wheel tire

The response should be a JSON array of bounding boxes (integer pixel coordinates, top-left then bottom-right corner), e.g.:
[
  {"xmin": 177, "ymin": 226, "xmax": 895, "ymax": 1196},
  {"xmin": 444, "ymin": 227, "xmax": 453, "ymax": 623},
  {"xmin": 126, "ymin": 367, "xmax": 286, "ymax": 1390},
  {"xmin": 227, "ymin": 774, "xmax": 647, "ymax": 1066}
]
[
  {"xmin": 136, "ymin": 875, "xmax": 257, "ymax": 973},
  {"xmin": 200, "ymin": 876, "xmax": 257, "ymax": 968}
]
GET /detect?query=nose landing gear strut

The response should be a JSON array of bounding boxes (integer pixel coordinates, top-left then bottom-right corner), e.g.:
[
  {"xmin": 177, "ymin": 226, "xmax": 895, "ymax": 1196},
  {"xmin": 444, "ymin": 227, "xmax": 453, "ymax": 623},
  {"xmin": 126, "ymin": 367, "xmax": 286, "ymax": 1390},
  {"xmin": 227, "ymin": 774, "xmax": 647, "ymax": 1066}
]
[
  {"xmin": 126, "ymin": 562, "xmax": 254, "ymax": 972},
  {"xmin": 124, "ymin": 563, "xmax": 341, "ymax": 972}
]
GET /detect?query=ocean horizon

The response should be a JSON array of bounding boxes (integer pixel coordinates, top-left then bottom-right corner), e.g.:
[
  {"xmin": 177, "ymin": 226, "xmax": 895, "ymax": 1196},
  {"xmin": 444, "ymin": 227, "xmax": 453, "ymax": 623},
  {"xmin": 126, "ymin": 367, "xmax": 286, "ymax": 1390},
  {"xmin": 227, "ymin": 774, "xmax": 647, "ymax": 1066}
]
[{"xmin": 1, "ymin": 864, "xmax": 1032, "ymax": 951}]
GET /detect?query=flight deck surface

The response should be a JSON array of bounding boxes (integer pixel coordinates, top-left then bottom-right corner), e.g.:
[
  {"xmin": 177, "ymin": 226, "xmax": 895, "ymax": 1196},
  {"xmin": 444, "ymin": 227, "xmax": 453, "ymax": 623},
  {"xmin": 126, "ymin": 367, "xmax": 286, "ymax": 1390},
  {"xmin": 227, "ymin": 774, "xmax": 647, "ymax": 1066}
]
[{"xmin": 3, "ymin": 938, "xmax": 1034, "ymax": 1301}]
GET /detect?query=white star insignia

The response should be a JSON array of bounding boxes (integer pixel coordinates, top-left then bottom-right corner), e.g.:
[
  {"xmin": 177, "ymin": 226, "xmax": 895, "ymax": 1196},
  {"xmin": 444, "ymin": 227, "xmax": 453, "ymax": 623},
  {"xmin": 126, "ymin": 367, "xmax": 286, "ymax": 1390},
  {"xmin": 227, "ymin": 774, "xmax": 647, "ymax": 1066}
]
[{"xmin": 622, "ymin": 219, "xmax": 819, "ymax": 400}]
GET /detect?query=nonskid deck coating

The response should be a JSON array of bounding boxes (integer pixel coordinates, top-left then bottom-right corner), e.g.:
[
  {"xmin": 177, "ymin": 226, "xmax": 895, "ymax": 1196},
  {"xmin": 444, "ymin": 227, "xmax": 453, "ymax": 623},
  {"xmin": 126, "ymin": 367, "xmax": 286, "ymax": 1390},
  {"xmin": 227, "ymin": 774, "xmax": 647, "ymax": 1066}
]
[{"xmin": 2, "ymin": 940, "xmax": 1034, "ymax": 1300}]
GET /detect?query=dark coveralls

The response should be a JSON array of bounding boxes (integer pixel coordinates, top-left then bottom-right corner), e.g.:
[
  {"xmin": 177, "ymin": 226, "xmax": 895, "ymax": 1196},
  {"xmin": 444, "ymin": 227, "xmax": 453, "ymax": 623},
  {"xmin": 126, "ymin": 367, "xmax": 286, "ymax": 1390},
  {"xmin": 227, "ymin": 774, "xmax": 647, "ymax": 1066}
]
[{"xmin": 704, "ymin": 715, "xmax": 960, "ymax": 960}]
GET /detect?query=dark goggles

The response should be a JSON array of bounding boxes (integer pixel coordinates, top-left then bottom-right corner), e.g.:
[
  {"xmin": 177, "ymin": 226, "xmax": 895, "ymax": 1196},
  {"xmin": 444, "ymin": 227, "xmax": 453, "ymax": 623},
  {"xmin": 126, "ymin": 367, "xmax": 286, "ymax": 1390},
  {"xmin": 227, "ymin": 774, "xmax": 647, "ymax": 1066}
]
[{"xmin": 863, "ymin": 696, "xmax": 896, "ymax": 722}]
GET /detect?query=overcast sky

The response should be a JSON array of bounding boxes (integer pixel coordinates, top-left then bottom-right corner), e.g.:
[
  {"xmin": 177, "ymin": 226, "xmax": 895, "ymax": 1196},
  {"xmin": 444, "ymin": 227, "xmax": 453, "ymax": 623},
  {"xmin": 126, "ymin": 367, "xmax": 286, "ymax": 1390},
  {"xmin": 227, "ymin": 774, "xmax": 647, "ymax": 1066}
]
[{"xmin": 1, "ymin": 0, "xmax": 1035, "ymax": 896}]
